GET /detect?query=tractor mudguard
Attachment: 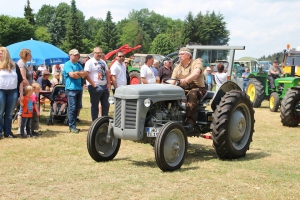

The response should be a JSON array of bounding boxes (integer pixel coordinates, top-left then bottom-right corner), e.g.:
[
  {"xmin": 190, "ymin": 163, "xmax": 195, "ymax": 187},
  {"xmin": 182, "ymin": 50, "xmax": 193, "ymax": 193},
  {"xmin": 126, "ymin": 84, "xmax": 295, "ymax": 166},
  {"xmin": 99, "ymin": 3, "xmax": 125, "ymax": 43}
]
[{"xmin": 211, "ymin": 81, "xmax": 242, "ymax": 111}]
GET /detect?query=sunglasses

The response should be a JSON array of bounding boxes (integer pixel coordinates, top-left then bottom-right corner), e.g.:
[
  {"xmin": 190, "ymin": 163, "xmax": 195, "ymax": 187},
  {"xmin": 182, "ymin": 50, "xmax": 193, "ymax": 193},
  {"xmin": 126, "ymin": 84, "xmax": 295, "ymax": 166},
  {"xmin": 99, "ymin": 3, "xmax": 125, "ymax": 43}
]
[
  {"xmin": 118, "ymin": 56, "xmax": 125, "ymax": 58},
  {"xmin": 124, "ymin": 62, "xmax": 129, "ymax": 64}
]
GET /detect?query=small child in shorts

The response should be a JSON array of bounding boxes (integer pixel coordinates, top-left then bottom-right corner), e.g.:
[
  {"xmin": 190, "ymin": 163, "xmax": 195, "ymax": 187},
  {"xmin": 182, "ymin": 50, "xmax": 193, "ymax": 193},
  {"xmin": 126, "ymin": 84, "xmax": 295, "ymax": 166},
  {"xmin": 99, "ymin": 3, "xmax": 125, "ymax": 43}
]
[
  {"xmin": 30, "ymin": 83, "xmax": 41, "ymax": 136},
  {"xmin": 53, "ymin": 91, "xmax": 67, "ymax": 115}
]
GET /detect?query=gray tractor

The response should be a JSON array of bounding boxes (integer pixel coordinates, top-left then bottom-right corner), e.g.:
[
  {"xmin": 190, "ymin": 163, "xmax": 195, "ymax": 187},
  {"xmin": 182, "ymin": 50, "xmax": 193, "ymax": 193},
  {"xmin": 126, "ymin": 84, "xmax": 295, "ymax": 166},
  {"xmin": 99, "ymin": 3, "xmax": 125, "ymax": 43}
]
[{"xmin": 87, "ymin": 45, "xmax": 255, "ymax": 171}]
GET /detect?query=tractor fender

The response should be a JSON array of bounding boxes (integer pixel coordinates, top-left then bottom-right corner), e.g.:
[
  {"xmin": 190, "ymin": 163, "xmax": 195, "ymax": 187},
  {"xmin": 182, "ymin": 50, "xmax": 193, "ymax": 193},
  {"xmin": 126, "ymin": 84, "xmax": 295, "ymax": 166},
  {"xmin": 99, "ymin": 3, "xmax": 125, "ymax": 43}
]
[
  {"xmin": 291, "ymin": 86, "xmax": 300, "ymax": 90},
  {"xmin": 211, "ymin": 81, "xmax": 242, "ymax": 111}
]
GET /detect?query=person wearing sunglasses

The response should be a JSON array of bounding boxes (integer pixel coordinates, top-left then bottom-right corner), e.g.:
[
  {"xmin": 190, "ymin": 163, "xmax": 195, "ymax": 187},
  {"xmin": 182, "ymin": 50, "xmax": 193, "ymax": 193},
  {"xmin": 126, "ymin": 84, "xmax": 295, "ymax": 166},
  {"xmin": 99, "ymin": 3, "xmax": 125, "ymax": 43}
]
[{"xmin": 111, "ymin": 51, "xmax": 127, "ymax": 94}]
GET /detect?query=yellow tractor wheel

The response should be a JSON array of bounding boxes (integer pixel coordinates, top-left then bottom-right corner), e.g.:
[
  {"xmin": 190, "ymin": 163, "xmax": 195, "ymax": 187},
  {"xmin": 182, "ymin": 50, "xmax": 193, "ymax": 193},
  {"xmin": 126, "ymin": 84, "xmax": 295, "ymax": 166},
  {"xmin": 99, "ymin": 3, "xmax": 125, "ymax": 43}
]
[
  {"xmin": 246, "ymin": 78, "xmax": 265, "ymax": 108},
  {"xmin": 269, "ymin": 92, "xmax": 280, "ymax": 112}
]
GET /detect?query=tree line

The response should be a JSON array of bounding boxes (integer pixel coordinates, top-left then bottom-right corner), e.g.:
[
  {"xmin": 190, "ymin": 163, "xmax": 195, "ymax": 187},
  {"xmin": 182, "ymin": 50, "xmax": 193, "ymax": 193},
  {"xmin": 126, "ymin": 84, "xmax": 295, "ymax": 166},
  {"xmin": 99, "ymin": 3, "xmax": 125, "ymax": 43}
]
[{"xmin": 1, "ymin": 0, "xmax": 236, "ymax": 60}]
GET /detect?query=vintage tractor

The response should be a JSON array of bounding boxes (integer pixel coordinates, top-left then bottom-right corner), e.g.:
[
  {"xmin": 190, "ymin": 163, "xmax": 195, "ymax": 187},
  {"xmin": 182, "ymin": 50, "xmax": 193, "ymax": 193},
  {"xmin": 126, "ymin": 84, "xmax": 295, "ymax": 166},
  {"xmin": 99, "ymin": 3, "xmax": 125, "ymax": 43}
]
[
  {"xmin": 87, "ymin": 45, "xmax": 255, "ymax": 171},
  {"xmin": 246, "ymin": 46, "xmax": 300, "ymax": 112}
]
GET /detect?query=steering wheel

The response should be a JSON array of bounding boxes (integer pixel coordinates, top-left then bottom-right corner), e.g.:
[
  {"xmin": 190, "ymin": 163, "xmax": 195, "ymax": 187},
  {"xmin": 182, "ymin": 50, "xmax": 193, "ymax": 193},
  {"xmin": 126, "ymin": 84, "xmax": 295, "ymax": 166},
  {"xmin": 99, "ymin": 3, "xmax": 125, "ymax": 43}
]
[{"xmin": 163, "ymin": 78, "xmax": 180, "ymax": 86}]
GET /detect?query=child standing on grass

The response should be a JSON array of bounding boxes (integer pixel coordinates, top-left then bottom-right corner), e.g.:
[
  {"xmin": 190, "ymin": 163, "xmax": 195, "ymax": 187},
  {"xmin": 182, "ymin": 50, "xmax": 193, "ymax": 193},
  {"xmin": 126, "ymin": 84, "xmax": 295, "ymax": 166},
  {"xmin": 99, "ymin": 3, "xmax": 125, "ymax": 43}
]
[
  {"xmin": 20, "ymin": 86, "xmax": 34, "ymax": 138},
  {"xmin": 30, "ymin": 83, "xmax": 41, "ymax": 137}
]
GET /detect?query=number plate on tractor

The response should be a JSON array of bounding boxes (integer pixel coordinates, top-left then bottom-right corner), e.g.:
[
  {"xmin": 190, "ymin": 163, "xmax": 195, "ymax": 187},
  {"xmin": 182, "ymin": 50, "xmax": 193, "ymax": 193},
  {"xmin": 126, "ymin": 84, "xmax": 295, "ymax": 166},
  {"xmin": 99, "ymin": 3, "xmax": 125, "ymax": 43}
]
[{"xmin": 146, "ymin": 127, "xmax": 159, "ymax": 137}]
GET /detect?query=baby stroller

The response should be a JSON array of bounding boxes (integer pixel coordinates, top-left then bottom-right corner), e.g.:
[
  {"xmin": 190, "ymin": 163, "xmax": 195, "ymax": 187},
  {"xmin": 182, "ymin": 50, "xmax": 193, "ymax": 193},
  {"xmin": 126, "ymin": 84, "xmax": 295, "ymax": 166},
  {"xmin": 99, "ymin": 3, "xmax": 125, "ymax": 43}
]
[{"xmin": 47, "ymin": 84, "xmax": 69, "ymax": 125}]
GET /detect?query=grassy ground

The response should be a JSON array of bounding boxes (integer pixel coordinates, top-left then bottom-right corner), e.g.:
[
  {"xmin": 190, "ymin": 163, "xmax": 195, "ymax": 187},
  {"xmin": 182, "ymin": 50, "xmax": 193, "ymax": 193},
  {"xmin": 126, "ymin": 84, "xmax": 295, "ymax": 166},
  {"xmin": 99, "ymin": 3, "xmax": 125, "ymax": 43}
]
[{"xmin": 0, "ymin": 91, "xmax": 300, "ymax": 200}]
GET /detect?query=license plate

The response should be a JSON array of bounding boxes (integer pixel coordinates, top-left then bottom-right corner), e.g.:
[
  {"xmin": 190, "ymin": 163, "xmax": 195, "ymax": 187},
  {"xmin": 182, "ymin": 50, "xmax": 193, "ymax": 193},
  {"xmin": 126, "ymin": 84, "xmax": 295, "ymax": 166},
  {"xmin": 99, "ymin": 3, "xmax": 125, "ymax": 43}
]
[{"xmin": 146, "ymin": 127, "xmax": 159, "ymax": 137}]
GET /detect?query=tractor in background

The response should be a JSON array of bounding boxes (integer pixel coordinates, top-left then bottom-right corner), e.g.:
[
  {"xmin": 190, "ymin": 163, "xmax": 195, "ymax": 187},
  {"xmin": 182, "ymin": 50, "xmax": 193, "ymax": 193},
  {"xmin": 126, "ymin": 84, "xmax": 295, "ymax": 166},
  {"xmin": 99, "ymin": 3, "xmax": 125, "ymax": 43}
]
[{"xmin": 246, "ymin": 45, "xmax": 300, "ymax": 112}]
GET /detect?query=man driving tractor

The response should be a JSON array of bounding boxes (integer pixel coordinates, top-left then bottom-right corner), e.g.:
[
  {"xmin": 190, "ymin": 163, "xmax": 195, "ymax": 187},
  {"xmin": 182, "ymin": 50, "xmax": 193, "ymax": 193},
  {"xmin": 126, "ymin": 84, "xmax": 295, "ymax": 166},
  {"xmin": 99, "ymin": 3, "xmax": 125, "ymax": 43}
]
[
  {"xmin": 170, "ymin": 47, "xmax": 207, "ymax": 134},
  {"xmin": 268, "ymin": 60, "xmax": 285, "ymax": 89}
]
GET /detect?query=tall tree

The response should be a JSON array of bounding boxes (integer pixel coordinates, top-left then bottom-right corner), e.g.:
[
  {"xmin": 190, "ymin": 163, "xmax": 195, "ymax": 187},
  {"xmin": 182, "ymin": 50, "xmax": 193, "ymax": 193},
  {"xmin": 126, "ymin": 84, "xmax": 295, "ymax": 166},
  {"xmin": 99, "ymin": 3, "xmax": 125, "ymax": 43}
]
[
  {"xmin": 182, "ymin": 12, "xmax": 197, "ymax": 44},
  {"xmin": 64, "ymin": 0, "xmax": 84, "ymax": 51},
  {"xmin": 34, "ymin": 26, "xmax": 51, "ymax": 42},
  {"xmin": 84, "ymin": 17, "xmax": 104, "ymax": 40},
  {"xmin": 55, "ymin": 3, "xmax": 71, "ymax": 46},
  {"xmin": 24, "ymin": 0, "xmax": 35, "ymax": 25},
  {"xmin": 0, "ymin": 15, "xmax": 34, "ymax": 46},
  {"xmin": 94, "ymin": 11, "xmax": 118, "ymax": 53},
  {"xmin": 35, "ymin": 4, "xmax": 55, "ymax": 27},
  {"xmin": 150, "ymin": 34, "xmax": 174, "ymax": 55},
  {"xmin": 48, "ymin": 13, "xmax": 62, "ymax": 46}
]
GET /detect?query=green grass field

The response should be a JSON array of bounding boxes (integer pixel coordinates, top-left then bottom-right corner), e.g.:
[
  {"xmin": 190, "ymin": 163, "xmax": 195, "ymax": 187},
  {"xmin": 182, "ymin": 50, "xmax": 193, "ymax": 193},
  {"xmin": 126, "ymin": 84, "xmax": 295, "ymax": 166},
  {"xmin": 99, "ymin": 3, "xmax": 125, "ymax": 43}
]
[{"xmin": 0, "ymin": 91, "xmax": 300, "ymax": 199}]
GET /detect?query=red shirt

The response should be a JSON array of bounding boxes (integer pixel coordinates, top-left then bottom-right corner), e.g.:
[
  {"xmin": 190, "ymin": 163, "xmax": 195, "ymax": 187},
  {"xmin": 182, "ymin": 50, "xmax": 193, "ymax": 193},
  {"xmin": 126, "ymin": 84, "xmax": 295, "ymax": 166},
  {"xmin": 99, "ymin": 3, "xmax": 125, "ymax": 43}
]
[{"xmin": 22, "ymin": 96, "xmax": 33, "ymax": 118}]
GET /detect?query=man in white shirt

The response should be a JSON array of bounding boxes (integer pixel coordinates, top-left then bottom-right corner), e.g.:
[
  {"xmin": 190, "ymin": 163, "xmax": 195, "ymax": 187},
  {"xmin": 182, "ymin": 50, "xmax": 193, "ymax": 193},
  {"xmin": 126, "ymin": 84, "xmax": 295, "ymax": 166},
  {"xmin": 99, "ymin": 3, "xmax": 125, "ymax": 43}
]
[
  {"xmin": 140, "ymin": 55, "xmax": 155, "ymax": 84},
  {"xmin": 84, "ymin": 47, "xmax": 111, "ymax": 121},
  {"xmin": 110, "ymin": 51, "xmax": 127, "ymax": 93}
]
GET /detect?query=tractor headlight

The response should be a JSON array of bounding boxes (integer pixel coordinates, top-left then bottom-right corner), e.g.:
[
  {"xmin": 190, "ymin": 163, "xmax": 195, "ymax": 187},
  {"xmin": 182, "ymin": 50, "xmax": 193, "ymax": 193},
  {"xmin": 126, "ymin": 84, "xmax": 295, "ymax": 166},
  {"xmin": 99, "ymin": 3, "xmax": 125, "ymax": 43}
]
[
  {"xmin": 144, "ymin": 98, "xmax": 153, "ymax": 107},
  {"xmin": 108, "ymin": 96, "xmax": 114, "ymax": 104}
]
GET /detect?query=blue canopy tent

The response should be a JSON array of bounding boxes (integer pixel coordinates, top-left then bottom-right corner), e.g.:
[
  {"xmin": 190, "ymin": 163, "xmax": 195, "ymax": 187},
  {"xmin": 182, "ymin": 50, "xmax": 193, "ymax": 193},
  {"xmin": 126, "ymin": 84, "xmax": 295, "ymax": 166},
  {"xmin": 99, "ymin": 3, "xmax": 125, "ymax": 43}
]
[{"xmin": 7, "ymin": 39, "xmax": 69, "ymax": 66}]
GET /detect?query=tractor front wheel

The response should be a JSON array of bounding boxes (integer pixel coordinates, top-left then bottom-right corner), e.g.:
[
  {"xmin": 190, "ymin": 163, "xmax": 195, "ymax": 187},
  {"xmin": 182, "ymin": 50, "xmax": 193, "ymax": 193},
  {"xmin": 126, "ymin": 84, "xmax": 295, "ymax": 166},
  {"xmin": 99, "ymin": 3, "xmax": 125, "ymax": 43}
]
[
  {"xmin": 246, "ymin": 78, "xmax": 265, "ymax": 107},
  {"xmin": 154, "ymin": 122, "xmax": 187, "ymax": 171},
  {"xmin": 269, "ymin": 92, "xmax": 280, "ymax": 112},
  {"xmin": 212, "ymin": 90, "xmax": 254, "ymax": 159},
  {"xmin": 87, "ymin": 116, "xmax": 121, "ymax": 161},
  {"xmin": 280, "ymin": 89, "xmax": 300, "ymax": 127}
]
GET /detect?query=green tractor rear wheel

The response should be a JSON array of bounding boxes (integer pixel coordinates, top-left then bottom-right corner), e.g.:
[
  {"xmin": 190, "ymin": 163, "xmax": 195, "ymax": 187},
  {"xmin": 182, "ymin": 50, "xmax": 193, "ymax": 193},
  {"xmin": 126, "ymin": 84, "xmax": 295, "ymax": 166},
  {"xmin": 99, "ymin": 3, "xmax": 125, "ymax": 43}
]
[
  {"xmin": 246, "ymin": 78, "xmax": 265, "ymax": 108},
  {"xmin": 269, "ymin": 92, "xmax": 280, "ymax": 112},
  {"xmin": 280, "ymin": 89, "xmax": 300, "ymax": 127}
]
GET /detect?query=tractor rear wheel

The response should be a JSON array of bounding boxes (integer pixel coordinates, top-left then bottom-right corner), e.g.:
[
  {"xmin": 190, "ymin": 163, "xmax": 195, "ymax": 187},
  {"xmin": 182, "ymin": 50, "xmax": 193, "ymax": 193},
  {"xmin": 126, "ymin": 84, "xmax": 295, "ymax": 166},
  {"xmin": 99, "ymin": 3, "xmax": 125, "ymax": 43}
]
[
  {"xmin": 280, "ymin": 89, "xmax": 300, "ymax": 127},
  {"xmin": 154, "ymin": 122, "xmax": 187, "ymax": 171},
  {"xmin": 269, "ymin": 92, "xmax": 280, "ymax": 112},
  {"xmin": 129, "ymin": 71, "xmax": 141, "ymax": 84},
  {"xmin": 246, "ymin": 78, "xmax": 265, "ymax": 107},
  {"xmin": 212, "ymin": 90, "xmax": 254, "ymax": 159}
]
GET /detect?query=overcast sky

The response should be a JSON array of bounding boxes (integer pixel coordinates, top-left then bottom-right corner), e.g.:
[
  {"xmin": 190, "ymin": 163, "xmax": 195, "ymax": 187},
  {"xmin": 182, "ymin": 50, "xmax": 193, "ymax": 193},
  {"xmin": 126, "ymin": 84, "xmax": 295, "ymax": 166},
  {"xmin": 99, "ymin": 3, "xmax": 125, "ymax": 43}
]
[{"xmin": 1, "ymin": 0, "xmax": 300, "ymax": 59}]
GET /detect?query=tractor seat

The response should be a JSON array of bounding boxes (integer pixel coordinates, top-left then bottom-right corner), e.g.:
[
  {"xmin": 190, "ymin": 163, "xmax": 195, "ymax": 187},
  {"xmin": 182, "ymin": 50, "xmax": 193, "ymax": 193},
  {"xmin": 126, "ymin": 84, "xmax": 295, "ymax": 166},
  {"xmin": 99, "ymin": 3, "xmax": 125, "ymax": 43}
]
[{"xmin": 199, "ymin": 91, "xmax": 214, "ymax": 102}]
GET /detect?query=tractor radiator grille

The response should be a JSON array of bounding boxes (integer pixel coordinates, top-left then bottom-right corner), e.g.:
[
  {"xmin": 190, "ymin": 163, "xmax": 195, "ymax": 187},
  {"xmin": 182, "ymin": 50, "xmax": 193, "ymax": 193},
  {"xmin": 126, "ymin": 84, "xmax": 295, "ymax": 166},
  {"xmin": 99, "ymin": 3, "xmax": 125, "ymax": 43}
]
[
  {"xmin": 114, "ymin": 98, "xmax": 122, "ymax": 128},
  {"xmin": 125, "ymin": 100, "xmax": 137, "ymax": 129}
]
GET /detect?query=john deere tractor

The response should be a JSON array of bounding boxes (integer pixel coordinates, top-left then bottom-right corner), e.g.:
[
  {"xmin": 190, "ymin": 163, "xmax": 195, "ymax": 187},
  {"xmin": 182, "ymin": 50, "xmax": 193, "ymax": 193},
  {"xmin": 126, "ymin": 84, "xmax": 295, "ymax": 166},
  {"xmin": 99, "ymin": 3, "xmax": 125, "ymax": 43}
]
[{"xmin": 246, "ymin": 46, "xmax": 300, "ymax": 112}]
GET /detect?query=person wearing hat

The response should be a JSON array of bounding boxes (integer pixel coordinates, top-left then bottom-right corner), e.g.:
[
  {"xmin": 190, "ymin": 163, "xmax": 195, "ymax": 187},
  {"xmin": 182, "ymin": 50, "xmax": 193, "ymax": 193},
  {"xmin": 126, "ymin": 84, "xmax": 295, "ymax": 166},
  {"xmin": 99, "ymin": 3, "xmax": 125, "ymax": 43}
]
[
  {"xmin": 158, "ymin": 57, "xmax": 173, "ymax": 83},
  {"xmin": 64, "ymin": 49, "xmax": 96, "ymax": 133},
  {"xmin": 140, "ymin": 55, "xmax": 156, "ymax": 84},
  {"xmin": 268, "ymin": 60, "xmax": 285, "ymax": 89},
  {"xmin": 204, "ymin": 66, "xmax": 214, "ymax": 91},
  {"xmin": 170, "ymin": 47, "xmax": 206, "ymax": 134},
  {"xmin": 36, "ymin": 70, "xmax": 53, "ymax": 91}
]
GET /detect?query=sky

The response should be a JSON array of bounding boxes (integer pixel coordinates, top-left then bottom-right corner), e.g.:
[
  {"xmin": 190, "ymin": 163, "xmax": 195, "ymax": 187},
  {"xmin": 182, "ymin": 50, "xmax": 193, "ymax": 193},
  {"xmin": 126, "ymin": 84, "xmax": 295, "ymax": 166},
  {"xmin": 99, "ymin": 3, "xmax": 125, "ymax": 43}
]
[{"xmin": 1, "ymin": 0, "xmax": 300, "ymax": 60}]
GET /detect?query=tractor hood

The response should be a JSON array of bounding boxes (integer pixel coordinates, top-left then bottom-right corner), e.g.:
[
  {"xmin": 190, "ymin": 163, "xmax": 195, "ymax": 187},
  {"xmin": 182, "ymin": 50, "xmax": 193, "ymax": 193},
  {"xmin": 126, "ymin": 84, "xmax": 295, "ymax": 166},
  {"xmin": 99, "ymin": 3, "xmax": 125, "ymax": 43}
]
[{"xmin": 114, "ymin": 84, "xmax": 185, "ymax": 100}]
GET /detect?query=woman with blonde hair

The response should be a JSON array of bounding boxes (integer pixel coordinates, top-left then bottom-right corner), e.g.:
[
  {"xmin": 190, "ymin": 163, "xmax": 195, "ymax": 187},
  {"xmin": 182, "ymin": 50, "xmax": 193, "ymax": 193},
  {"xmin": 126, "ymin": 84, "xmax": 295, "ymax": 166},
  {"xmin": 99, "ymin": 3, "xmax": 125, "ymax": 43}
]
[{"xmin": 0, "ymin": 47, "xmax": 24, "ymax": 138}]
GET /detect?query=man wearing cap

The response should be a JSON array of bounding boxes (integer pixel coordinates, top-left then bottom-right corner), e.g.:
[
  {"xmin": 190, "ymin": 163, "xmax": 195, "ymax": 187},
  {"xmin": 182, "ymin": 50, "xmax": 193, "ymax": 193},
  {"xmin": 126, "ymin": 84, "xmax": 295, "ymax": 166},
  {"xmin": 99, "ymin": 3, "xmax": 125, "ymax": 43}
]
[
  {"xmin": 36, "ymin": 70, "xmax": 52, "ymax": 91},
  {"xmin": 170, "ymin": 47, "xmax": 206, "ymax": 134},
  {"xmin": 140, "ymin": 55, "xmax": 156, "ymax": 84},
  {"xmin": 64, "ymin": 49, "xmax": 96, "ymax": 133},
  {"xmin": 204, "ymin": 66, "xmax": 214, "ymax": 91},
  {"xmin": 36, "ymin": 69, "xmax": 53, "ymax": 100},
  {"xmin": 110, "ymin": 51, "xmax": 127, "ymax": 94},
  {"xmin": 158, "ymin": 58, "xmax": 173, "ymax": 83},
  {"xmin": 84, "ymin": 47, "xmax": 111, "ymax": 121},
  {"xmin": 268, "ymin": 60, "xmax": 284, "ymax": 89}
]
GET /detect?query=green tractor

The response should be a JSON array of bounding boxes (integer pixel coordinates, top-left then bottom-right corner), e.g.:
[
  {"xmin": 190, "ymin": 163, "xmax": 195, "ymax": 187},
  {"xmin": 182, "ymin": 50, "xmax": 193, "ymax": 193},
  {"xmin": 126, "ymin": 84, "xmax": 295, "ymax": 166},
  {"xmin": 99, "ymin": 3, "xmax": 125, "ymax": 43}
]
[{"xmin": 247, "ymin": 49, "xmax": 300, "ymax": 112}]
